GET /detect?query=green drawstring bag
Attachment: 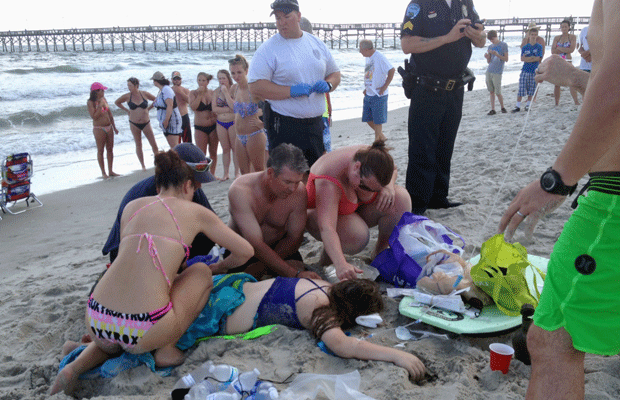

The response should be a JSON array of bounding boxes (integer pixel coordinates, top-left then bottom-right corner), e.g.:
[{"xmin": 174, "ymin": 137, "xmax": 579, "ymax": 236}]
[{"xmin": 471, "ymin": 234, "xmax": 546, "ymax": 316}]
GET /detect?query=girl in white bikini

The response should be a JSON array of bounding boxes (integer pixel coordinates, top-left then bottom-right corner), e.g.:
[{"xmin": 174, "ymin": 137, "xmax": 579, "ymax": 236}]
[{"xmin": 222, "ymin": 55, "xmax": 267, "ymax": 174}]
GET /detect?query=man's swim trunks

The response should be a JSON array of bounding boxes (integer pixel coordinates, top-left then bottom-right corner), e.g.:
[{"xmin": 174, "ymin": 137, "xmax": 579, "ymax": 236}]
[{"xmin": 534, "ymin": 173, "xmax": 620, "ymax": 355}]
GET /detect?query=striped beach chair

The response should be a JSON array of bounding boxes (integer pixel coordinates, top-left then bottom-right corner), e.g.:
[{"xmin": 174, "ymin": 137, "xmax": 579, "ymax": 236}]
[{"xmin": 1, "ymin": 153, "xmax": 43, "ymax": 218}]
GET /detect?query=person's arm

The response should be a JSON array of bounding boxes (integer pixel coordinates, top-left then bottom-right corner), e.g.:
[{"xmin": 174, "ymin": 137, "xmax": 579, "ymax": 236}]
[
  {"xmin": 378, "ymin": 68, "xmax": 395, "ymax": 96},
  {"xmin": 320, "ymin": 327, "xmax": 426, "ymax": 380},
  {"xmin": 198, "ymin": 207, "xmax": 254, "ymax": 273},
  {"xmin": 249, "ymin": 79, "xmax": 307, "ymax": 101},
  {"xmin": 551, "ymin": 36, "xmax": 561, "ymax": 55},
  {"xmin": 105, "ymin": 100, "xmax": 119, "ymax": 134},
  {"xmin": 213, "ymin": 87, "xmax": 234, "ymax": 115},
  {"xmin": 565, "ymin": 34, "xmax": 578, "ymax": 54},
  {"xmin": 499, "ymin": 4, "xmax": 620, "ymax": 239},
  {"xmin": 325, "ymin": 71, "xmax": 341, "ymax": 92},
  {"xmin": 464, "ymin": 23, "xmax": 486, "ymax": 48},
  {"xmin": 188, "ymin": 90, "xmax": 202, "ymax": 112},
  {"xmin": 314, "ymin": 179, "xmax": 362, "ymax": 280},
  {"xmin": 87, "ymin": 100, "xmax": 100, "ymax": 119},
  {"xmin": 174, "ymin": 86, "xmax": 190, "ymax": 103},
  {"xmin": 142, "ymin": 90, "xmax": 157, "ymax": 101},
  {"xmin": 115, "ymin": 93, "xmax": 130, "ymax": 114},
  {"xmin": 497, "ymin": 45, "xmax": 509, "ymax": 62},
  {"xmin": 401, "ymin": 18, "xmax": 471, "ymax": 54},
  {"xmin": 163, "ymin": 98, "xmax": 174, "ymax": 129},
  {"xmin": 534, "ymin": 54, "xmax": 590, "ymax": 95},
  {"xmin": 228, "ymin": 187, "xmax": 303, "ymax": 277},
  {"xmin": 540, "ymin": 37, "xmax": 546, "ymax": 57}
]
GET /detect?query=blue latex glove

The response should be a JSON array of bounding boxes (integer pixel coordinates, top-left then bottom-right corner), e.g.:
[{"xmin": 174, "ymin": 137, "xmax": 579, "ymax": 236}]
[
  {"xmin": 310, "ymin": 80, "xmax": 330, "ymax": 93},
  {"xmin": 290, "ymin": 83, "xmax": 311, "ymax": 98}
]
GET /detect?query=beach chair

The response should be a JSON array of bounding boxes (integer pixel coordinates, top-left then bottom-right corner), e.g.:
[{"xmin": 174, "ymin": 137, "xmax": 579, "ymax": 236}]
[{"xmin": 1, "ymin": 153, "xmax": 43, "ymax": 217}]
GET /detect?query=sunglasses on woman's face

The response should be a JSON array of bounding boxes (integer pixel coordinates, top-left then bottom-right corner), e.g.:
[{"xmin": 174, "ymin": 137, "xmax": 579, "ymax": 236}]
[
  {"xmin": 358, "ymin": 177, "xmax": 382, "ymax": 193},
  {"xmin": 186, "ymin": 159, "xmax": 212, "ymax": 172}
]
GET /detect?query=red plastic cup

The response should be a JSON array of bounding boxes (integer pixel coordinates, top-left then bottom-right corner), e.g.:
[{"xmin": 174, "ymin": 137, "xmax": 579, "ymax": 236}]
[{"xmin": 489, "ymin": 343, "xmax": 514, "ymax": 374}]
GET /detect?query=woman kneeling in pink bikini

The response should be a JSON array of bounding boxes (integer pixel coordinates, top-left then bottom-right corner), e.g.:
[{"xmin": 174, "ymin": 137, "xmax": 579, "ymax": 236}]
[{"xmin": 50, "ymin": 150, "xmax": 253, "ymax": 395}]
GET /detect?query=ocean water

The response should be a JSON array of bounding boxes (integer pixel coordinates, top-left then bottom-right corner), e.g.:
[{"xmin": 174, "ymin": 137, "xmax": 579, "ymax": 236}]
[{"xmin": 0, "ymin": 34, "xmax": 577, "ymax": 196}]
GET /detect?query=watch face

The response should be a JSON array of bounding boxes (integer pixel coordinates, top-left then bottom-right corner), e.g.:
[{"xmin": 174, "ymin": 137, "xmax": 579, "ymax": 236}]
[{"xmin": 541, "ymin": 172, "xmax": 557, "ymax": 191}]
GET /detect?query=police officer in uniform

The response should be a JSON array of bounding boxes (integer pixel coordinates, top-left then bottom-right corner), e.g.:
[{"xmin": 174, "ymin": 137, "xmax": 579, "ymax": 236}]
[{"xmin": 400, "ymin": 0, "xmax": 486, "ymax": 214}]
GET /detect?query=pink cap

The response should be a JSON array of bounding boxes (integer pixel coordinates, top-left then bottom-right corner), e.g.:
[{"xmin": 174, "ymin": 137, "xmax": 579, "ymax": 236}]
[{"xmin": 90, "ymin": 82, "xmax": 108, "ymax": 91}]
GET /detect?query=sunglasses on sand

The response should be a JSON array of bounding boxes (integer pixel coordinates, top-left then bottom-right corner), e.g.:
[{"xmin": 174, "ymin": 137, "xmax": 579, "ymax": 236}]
[{"xmin": 186, "ymin": 159, "xmax": 212, "ymax": 172}]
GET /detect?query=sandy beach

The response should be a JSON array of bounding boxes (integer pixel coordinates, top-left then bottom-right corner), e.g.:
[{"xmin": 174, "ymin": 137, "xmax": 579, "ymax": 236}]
[{"xmin": 1, "ymin": 82, "xmax": 619, "ymax": 400}]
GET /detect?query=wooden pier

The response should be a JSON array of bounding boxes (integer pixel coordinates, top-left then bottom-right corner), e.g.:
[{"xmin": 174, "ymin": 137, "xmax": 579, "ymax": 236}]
[{"xmin": 0, "ymin": 17, "xmax": 590, "ymax": 53}]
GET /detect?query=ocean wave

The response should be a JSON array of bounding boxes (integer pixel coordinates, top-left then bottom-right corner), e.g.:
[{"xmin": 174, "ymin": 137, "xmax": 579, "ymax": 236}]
[
  {"xmin": 5, "ymin": 64, "xmax": 125, "ymax": 75},
  {"xmin": 2, "ymin": 106, "xmax": 126, "ymax": 127}
]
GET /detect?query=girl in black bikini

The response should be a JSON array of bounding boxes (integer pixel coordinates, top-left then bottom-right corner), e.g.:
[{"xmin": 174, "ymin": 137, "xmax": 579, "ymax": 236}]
[
  {"xmin": 115, "ymin": 77, "xmax": 160, "ymax": 170},
  {"xmin": 189, "ymin": 72, "xmax": 219, "ymax": 177}
]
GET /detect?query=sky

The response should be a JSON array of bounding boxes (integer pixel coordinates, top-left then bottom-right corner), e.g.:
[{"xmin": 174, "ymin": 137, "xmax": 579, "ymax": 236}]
[{"xmin": 2, "ymin": 0, "xmax": 594, "ymax": 32}]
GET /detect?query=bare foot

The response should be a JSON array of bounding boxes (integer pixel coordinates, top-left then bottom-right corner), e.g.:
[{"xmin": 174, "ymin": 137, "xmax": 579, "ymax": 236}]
[
  {"xmin": 376, "ymin": 133, "xmax": 388, "ymax": 142},
  {"xmin": 101, "ymin": 173, "xmax": 109, "ymax": 180},
  {"xmin": 49, "ymin": 365, "xmax": 77, "ymax": 396},
  {"xmin": 153, "ymin": 345, "xmax": 185, "ymax": 368},
  {"xmin": 109, "ymin": 171, "xmax": 121, "ymax": 177},
  {"xmin": 221, "ymin": 175, "xmax": 230, "ymax": 181},
  {"xmin": 62, "ymin": 335, "xmax": 93, "ymax": 356}
]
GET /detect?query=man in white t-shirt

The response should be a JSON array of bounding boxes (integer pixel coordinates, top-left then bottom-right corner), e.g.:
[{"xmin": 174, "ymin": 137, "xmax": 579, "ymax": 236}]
[
  {"xmin": 578, "ymin": 25, "xmax": 592, "ymax": 73},
  {"xmin": 248, "ymin": 0, "xmax": 341, "ymax": 167},
  {"xmin": 359, "ymin": 39, "xmax": 395, "ymax": 142}
]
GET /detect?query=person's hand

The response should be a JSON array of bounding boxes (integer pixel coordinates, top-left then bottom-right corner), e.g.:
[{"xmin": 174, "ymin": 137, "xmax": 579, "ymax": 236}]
[
  {"xmin": 394, "ymin": 352, "xmax": 426, "ymax": 381},
  {"xmin": 221, "ymin": 85, "xmax": 229, "ymax": 95},
  {"xmin": 208, "ymin": 262, "xmax": 229, "ymax": 275},
  {"xmin": 464, "ymin": 22, "xmax": 485, "ymax": 41},
  {"xmin": 310, "ymin": 80, "xmax": 330, "ymax": 94},
  {"xmin": 334, "ymin": 262, "xmax": 363, "ymax": 281},
  {"xmin": 298, "ymin": 270, "xmax": 322, "ymax": 280},
  {"xmin": 581, "ymin": 50, "xmax": 592, "ymax": 63},
  {"xmin": 375, "ymin": 185, "xmax": 395, "ymax": 212},
  {"xmin": 163, "ymin": 119, "xmax": 169, "ymax": 129},
  {"xmin": 534, "ymin": 54, "xmax": 578, "ymax": 86},
  {"xmin": 126, "ymin": 109, "xmax": 131, "ymax": 116},
  {"xmin": 290, "ymin": 83, "xmax": 312, "ymax": 98},
  {"xmin": 447, "ymin": 19, "xmax": 469, "ymax": 42},
  {"xmin": 114, "ymin": 126, "xmax": 119, "ymax": 134},
  {"xmin": 497, "ymin": 179, "xmax": 567, "ymax": 242}
]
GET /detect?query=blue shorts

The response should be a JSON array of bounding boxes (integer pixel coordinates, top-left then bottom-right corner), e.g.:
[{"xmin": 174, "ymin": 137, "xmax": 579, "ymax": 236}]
[{"xmin": 362, "ymin": 95, "xmax": 388, "ymax": 125}]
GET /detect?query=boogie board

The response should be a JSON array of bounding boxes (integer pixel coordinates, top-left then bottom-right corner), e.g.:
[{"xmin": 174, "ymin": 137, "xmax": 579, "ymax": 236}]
[{"xmin": 398, "ymin": 254, "xmax": 549, "ymax": 335}]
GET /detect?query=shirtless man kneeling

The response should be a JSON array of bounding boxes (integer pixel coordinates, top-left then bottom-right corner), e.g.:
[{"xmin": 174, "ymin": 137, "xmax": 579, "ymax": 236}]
[{"xmin": 227, "ymin": 143, "xmax": 321, "ymax": 279}]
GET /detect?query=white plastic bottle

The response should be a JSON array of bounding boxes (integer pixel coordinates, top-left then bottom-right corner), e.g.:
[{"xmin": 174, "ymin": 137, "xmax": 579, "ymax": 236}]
[
  {"xmin": 231, "ymin": 368, "xmax": 260, "ymax": 395},
  {"xmin": 252, "ymin": 381, "xmax": 279, "ymax": 400},
  {"xmin": 171, "ymin": 361, "xmax": 216, "ymax": 400},
  {"xmin": 184, "ymin": 380, "xmax": 217, "ymax": 400},
  {"xmin": 208, "ymin": 363, "xmax": 239, "ymax": 391},
  {"xmin": 204, "ymin": 392, "xmax": 241, "ymax": 400}
]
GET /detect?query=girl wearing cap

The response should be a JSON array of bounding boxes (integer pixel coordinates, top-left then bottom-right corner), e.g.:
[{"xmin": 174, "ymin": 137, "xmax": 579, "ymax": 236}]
[
  {"xmin": 222, "ymin": 55, "xmax": 266, "ymax": 174},
  {"xmin": 150, "ymin": 72, "xmax": 183, "ymax": 149},
  {"xmin": 213, "ymin": 69, "xmax": 239, "ymax": 180},
  {"xmin": 87, "ymin": 82, "xmax": 119, "ymax": 179},
  {"xmin": 114, "ymin": 77, "xmax": 159, "ymax": 170},
  {"xmin": 189, "ymin": 73, "xmax": 219, "ymax": 177}
]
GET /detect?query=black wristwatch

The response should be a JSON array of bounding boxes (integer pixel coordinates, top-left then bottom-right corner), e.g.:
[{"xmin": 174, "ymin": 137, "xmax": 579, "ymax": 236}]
[{"xmin": 540, "ymin": 168, "xmax": 577, "ymax": 196}]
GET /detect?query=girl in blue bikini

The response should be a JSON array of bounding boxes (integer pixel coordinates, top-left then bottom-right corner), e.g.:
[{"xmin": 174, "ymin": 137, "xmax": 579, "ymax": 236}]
[
  {"xmin": 223, "ymin": 55, "xmax": 267, "ymax": 174},
  {"xmin": 216, "ymin": 277, "xmax": 426, "ymax": 380}
]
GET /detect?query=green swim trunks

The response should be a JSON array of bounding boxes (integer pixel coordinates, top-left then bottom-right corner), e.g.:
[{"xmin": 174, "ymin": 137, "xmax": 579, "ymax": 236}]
[{"xmin": 534, "ymin": 176, "xmax": 620, "ymax": 355}]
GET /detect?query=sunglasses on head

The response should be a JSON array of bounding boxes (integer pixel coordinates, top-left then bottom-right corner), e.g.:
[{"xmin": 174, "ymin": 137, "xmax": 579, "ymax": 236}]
[{"xmin": 186, "ymin": 159, "xmax": 212, "ymax": 172}]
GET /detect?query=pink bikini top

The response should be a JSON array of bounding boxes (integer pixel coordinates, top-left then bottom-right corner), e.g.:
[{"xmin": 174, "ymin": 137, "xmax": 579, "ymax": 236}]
[{"xmin": 122, "ymin": 196, "xmax": 191, "ymax": 287}]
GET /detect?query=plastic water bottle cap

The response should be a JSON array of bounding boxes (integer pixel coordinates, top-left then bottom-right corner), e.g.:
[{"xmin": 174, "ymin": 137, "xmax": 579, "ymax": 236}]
[{"xmin": 181, "ymin": 374, "xmax": 196, "ymax": 387}]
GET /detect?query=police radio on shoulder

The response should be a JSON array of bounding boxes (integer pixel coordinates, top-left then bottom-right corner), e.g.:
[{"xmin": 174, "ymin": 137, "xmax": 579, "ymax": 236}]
[{"xmin": 540, "ymin": 168, "xmax": 577, "ymax": 196}]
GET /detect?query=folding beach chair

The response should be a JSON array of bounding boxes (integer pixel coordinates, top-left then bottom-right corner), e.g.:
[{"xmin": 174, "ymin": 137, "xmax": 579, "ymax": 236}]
[{"xmin": 1, "ymin": 153, "xmax": 43, "ymax": 217}]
